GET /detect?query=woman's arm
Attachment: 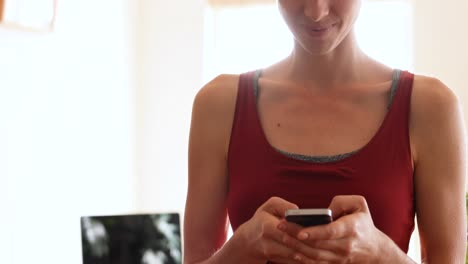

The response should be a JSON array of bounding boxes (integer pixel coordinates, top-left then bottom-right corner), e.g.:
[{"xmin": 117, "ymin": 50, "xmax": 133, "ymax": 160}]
[
  {"xmin": 410, "ymin": 75, "xmax": 467, "ymax": 263},
  {"xmin": 184, "ymin": 74, "xmax": 311, "ymax": 264},
  {"xmin": 184, "ymin": 74, "xmax": 241, "ymax": 264}
]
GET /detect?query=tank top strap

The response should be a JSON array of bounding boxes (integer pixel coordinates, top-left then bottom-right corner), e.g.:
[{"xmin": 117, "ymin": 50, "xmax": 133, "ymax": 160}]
[
  {"xmin": 374, "ymin": 70, "xmax": 414, "ymax": 165},
  {"xmin": 234, "ymin": 70, "xmax": 258, "ymax": 123},
  {"xmin": 393, "ymin": 70, "xmax": 414, "ymax": 118},
  {"xmin": 386, "ymin": 70, "xmax": 414, "ymax": 132},
  {"xmin": 228, "ymin": 70, "xmax": 263, "ymax": 159}
]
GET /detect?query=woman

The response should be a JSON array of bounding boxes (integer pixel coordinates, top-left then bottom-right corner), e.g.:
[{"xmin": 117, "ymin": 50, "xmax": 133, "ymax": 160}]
[{"xmin": 184, "ymin": 0, "xmax": 467, "ymax": 263}]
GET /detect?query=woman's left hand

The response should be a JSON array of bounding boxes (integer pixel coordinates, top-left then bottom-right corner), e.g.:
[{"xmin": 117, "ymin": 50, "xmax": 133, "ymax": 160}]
[{"xmin": 277, "ymin": 195, "xmax": 395, "ymax": 264}]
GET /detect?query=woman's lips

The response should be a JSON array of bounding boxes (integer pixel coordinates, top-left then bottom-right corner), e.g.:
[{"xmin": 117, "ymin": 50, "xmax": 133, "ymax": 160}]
[{"xmin": 302, "ymin": 23, "xmax": 337, "ymax": 38}]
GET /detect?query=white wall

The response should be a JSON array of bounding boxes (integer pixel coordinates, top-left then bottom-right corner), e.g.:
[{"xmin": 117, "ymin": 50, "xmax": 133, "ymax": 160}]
[
  {"xmin": 413, "ymin": 0, "xmax": 468, "ymax": 119},
  {"xmin": 134, "ymin": 0, "xmax": 205, "ymax": 214},
  {"xmin": 0, "ymin": 0, "xmax": 136, "ymax": 263}
]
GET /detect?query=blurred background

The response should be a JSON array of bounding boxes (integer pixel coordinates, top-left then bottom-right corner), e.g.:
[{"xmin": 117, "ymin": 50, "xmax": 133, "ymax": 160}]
[{"xmin": 0, "ymin": 0, "xmax": 467, "ymax": 263}]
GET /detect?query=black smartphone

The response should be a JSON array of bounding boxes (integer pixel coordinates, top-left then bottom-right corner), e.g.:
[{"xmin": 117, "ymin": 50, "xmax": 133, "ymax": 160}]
[{"xmin": 285, "ymin": 209, "xmax": 333, "ymax": 227}]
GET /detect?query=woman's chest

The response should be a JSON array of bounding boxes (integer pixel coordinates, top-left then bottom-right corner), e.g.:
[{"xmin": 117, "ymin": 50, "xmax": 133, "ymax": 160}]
[{"xmin": 257, "ymin": 90, "xmax": 389, "ymax": 156}]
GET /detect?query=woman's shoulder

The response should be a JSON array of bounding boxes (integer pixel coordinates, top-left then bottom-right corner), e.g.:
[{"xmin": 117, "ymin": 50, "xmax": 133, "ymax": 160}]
[
  {"xmin": 411, "ymin": 74, "xmax": 460, "ymax": 119},
  {"xmin": 412, "ymin": 74, "xmax": 459, "ymax": 106},
  {"xmin": 192, "ymin": 73, "xmax": 240, "ymax": 119},
  {"xmin": 410, "ymin": 73, "xmax": 463, "ymax": 162},
  {"xmin": 195, "ymin": 73, "xmax": 240, "ymax": 102},
  {"xmin": 190, "ymin": 74, "xmax": 242, "ymax": 153}
]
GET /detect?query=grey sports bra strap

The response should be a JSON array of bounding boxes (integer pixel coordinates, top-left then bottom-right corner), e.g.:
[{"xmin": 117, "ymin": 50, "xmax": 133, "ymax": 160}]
[
  {"xmin": 388, "ymin": 69, "xmax": 401, "ymax": 109},
  {"xmin": 253, "ymin": 69, "xmax": 261, "ymax": 99}
]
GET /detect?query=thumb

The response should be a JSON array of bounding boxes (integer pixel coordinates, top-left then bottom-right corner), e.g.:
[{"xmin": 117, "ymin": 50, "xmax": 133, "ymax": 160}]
[
  {"xmin": 260, "ymin": 196, "xmax": 299, "ymax": 218},
  {"xmin": 328, "ymin": 195, "xmax": 369, "ymax": 220}
]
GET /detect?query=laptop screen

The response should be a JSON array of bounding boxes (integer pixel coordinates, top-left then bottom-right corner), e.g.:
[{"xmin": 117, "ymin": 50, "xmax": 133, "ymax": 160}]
[{"xmin": 80, "ymin": 213, "xmax": 181, "ymax": 264}]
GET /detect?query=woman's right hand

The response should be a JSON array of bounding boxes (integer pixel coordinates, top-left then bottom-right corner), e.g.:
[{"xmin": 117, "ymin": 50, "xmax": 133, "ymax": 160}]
[{"xmin": 232, "ymin": 197, "xmax": 308, "ymax": 264}]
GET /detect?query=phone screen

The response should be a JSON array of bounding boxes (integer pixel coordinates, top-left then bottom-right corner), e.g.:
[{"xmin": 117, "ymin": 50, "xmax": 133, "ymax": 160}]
[
  {"xmin": 285, "ymin": 209, "xmax": 333, "ymax": 227},
  {"xmin": 285, "ymin": 214, "xmax": 332, "ymax": 227}
]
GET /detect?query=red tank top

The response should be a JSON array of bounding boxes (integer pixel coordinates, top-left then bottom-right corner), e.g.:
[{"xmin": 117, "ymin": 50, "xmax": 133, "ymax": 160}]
[{"xmin": 227, "ymin": 70, "xmax": 415, "ymax": 254}]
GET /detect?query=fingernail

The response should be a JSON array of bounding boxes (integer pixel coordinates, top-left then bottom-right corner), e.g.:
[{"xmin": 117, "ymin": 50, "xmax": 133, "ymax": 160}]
[{"xmin": 298, "ymin": 232, "xmax": 309, "ymax": 240}]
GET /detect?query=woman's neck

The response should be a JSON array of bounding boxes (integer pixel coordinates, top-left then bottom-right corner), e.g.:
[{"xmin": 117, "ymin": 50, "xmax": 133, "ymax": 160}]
[{"xmin": 282, "ymin": 32, "xmax": 371, "ymax": 87}]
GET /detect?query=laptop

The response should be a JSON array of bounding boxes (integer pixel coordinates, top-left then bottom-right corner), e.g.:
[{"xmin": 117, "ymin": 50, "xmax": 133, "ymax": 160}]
[{"xmin": 80, "ymin": 213, "xmax": 181, "ymax": 264}]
